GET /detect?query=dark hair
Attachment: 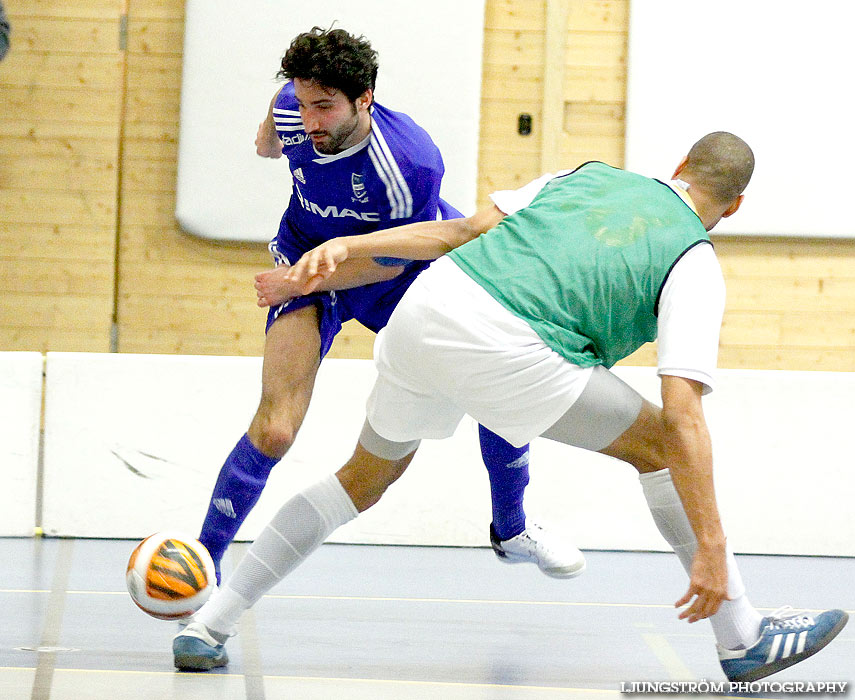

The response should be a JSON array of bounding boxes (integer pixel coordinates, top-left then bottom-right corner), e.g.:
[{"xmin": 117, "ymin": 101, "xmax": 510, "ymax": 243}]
[{"xmin": 277, "ymin": 27, "xmax": 378, "ymax": 103}]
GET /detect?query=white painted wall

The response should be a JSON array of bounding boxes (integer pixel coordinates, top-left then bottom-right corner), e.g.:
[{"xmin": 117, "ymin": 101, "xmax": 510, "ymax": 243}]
[
  {"xmin": 0, "ymin": 352, "xmax": 42, "ymax": 536},
  {"xmin": 32, "ymin": 353, "xmax": 855, "ymax": 556},
  {"xmin": 625, "ymin": 0, "xmax": 855, "ymax": 237},
  {"xmin": 175, "ymin": 0, "xmax": 485, "ymax": 241}
]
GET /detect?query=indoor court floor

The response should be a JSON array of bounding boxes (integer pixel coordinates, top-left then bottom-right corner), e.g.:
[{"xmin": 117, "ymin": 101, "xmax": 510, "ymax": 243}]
[{"xmin": 1, "ymin": 538, "xmax": 851, "ymax": 700}]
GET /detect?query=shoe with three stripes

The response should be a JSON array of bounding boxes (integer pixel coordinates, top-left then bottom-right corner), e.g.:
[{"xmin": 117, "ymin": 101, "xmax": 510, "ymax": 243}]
[{"xmin": 718, "ymin": 606, "xmax": 848, "ymax": 682}]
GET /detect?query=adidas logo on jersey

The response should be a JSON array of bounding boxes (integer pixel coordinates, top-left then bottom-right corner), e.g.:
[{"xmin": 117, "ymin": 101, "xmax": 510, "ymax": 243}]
[
  {"xmin": 293, "ymin": 168, "xmax": 306, "ymax": 184},
  {"xmin": 282, "ymin": 133, "xmax": 308, "ymax": 147}
]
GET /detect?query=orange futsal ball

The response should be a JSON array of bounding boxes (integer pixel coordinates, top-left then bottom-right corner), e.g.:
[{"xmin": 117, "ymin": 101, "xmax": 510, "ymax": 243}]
[{"xmin": 126, "ymin": 532, "xmax": 216, "ymax": 620}]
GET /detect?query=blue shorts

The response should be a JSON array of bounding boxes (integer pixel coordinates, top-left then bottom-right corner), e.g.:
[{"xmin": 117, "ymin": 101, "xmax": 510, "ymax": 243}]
[
  {"xmin": 264, "ymin": 238, "xmax": 429, "ymax": 359},
  {"xmin": 267, "ymin": 200, "xmax": 463, "ymax": 358}
]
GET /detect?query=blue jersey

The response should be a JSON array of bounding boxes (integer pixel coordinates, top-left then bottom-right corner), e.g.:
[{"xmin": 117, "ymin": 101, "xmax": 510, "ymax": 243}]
[
  {"xmin": 271, "ymin": 81, "xmax": 447, "ymax": 255},
  {"xmin": 264, "ymin": 81, "xmax": 461, "ymax": 356}
]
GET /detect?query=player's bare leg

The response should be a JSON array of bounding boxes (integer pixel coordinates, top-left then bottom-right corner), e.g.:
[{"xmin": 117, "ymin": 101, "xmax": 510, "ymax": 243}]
[
  {"xmin": 597, "ymin": 380, "xmax": 846, "ymax": 680},
  {"xmin": 198, "ymin": 305, "xmax": 323, "ymax": 581},
  {"xmin": 175, "ymin": 434, "xmax": 418, "ymax": 670},
  {"xmin": 247, "ymin": 305, "xmax": 322, "ymax": 458}
]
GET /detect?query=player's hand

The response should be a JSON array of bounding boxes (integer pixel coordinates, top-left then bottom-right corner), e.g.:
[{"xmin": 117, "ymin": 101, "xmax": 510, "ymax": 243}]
[
  {"xmin": 675, "ymin": 542, "xmax": 728, "ymax": 623},
  {"xmin": 255, "ymin": 120, "xmax": 283, "ymax": 158},
  {"xmin": 286, "ymin": 240, "xmax": 351, "ymax": 291},
  {"xmin": 254, "ymin": 265, "xmax": 303, "ymax": 307}
]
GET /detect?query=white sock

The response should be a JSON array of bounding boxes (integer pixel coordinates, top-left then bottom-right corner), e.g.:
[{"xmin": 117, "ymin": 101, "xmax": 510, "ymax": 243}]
[
  {"xmin": 194, "ymin": 474, "xmax": 358, "ymax": 636},
  {"xmin": 640, "ymin": 469, "xmax": 763, "ymax": 650}
]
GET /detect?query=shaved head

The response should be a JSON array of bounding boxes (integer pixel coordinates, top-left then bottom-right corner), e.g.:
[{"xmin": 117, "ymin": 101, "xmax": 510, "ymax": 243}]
[{"xmin": 683, "ymin": 132, "xmax": 755, "ymax": 203}]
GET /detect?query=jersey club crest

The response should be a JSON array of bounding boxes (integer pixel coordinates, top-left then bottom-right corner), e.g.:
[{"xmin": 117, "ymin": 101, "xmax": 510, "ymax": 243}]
[{"xmin": 351, "ymin": 173, "xmax": 369, "ymax": 203}]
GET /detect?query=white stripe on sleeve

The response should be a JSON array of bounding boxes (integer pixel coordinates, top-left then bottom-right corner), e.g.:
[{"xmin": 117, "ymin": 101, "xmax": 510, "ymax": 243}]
[
  {"xmin": 368, "ymin": 141, "xmax": 404, "ymax": 219},
  {"xmin": 370, "ymin": 127, "xmax": 413, "ymax": 218}
]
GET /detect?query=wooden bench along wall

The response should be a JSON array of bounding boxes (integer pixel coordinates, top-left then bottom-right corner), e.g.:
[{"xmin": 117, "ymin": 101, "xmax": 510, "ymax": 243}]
[{"xmin": 2, "ymin": 0, "xmax": 853, "ymax": 370}]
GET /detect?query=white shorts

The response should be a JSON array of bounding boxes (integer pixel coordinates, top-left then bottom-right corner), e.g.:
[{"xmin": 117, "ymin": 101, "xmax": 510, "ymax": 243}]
[{"xmin": 367, "ymin": 257, "xmax": 595, "ymax": 448}]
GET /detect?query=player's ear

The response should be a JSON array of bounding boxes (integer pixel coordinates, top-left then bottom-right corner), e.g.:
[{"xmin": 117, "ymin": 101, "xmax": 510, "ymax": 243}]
[
  {"xmin": 356, "ymin": 89, "xmax": 373, "ymax": 111},
  {"xmin": 672, "ymin": 156, "xmax": 689, "ymax": 179},
  {"xmin": 722, "ymin": 194, "xmax": 744, "ymax": 219}
]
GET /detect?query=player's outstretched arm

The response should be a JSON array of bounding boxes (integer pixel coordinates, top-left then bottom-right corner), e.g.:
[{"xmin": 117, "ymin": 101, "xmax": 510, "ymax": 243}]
[
  {"xmin": 280, "ymin": 204, "xmax": 506, "ymax": 295},
  {"xmin": 255, "ymin": 258, "xmax": 404, "ymax": 307},
  {"xmin": 659, "ymin": 375, "xmax": 729, "ymax": 623}
]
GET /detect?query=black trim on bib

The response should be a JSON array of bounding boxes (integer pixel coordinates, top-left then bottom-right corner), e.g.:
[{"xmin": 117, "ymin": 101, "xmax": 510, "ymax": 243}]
[
  {"xmin": 654, "ymin": 239, "xmax": 714, "ymax": 317},
  {"xmin": 552, "ymin": 160, "xmax": 614, "ymax": 181}
]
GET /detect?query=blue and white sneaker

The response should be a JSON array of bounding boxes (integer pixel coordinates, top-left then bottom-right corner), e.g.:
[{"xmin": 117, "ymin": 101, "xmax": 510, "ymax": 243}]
[
  {"xmin": 718, "ymin": 606, "xmax": 848, "ymax": 682},
  {"xmin": 173, "ymin": 621, "xmax": 229, "ymax": 671}
]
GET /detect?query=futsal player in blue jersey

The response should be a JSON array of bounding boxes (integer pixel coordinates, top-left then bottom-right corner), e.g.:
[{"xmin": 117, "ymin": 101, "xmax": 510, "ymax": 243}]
[{"xmin": 196, "ymin": 27, "xmax": 584, "ymax": 587}]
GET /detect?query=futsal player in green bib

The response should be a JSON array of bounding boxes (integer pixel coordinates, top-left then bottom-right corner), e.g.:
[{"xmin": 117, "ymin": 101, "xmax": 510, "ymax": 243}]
[{"xmin": 177, "ymin": 132, "xmax": 847, "ymax": 682}]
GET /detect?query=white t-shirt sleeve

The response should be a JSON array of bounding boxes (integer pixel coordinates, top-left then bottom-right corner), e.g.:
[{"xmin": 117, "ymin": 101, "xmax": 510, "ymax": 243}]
[
  {"xmin": 488, "ymin": 171, "xmax": 569, "ymax": 215},
  {"xmin": 656, "ymin": 242, "xmax": 726, "ymax": 394}
]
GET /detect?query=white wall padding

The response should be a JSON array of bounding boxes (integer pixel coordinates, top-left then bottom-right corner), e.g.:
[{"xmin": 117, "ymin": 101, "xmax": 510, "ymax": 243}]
[
  {"xmin": 43, "ymin": 353, "xmax": 267, "ymax": 540},
  {"xmin": 524, "ymin": 369, "xmax": 855, "ymax": 557},
  {"xmin": 625, "ymin": 0, "xmax": 855, "ymax": 237},
  {"xmin": 175, "ymin": 0, "xmax": 485, "ymax": 241},
  {"xmin": 41, "ymin": 353, "xmax": 855, "ymax": 556},
  {"xmin": 40, "ymin": 352, "xmax": 498, "ymax": 546},
  {"xmin": 0, "ymin": 352, "xmax": 42, "ymax": 536}
]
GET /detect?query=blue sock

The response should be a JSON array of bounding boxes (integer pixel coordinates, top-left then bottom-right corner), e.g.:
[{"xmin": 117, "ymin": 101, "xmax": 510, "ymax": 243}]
[
  {"xmin": 198, "ymin": 433, "xmax": 279, "ymax": 583},
  {"xmin": 478, "ymin": 425, "xmax": 530, "ymax": 541}
]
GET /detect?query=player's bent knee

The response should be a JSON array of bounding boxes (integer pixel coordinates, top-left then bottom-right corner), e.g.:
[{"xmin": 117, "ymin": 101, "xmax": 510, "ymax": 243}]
[
  {"xmin": 336, "ymin": 459, "xmax": 404, "ymax": 513},
  {"xmin": 336, "ymin": 433, "xmax": 419, "ymax": 513},
  {"xmin": 599, "ymin": 402, "xmax": 671, "ymax": 473},
  {"xmin": 247, "ymin": 417, "xmax": 299, "ymax": 460}
]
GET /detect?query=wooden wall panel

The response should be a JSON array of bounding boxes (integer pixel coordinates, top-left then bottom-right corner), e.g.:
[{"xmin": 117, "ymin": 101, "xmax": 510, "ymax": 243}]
[
  {"xmin": 0, "ymin": 0, "xmax": 122, "ymax": 353},
  {"xmin": 114, "ymin": 0, "xmax": 268, "ymax": 357},
  {"xmin": 0, "ymin": 224, "xmax": 114, "ymax": 260},
  {"xmin": 0, "ymin": 327, "xmax": 111, "ymax": 350},
  {"xmin": 11, "ymin": 1, "xmax": 119, "ymax": 19},
  {"xmin": 3, "ymin": 0, "xmax": 854, "ymax": 370},
  {"xmin": 485, "ymin": 0, "xmax": 545, "ymax": 31},
  {"xmin": 712, "ymin": 237, "xmax": 855, "ymax": 370},
  {"xmin": 1, "ymin": 52, "xmax": 122, "ymax": 88},
  {"xmin": 11, "ymin": 17, "xmax": 119, "ymax": 53},
  {"xmin": 128, "ymin": 0, "xmax": 184, "ymax": 20},
  {"xmin": 125, "ymin": 17, "xmax": 183, "ymax": 55},
  {"xmin": 478, "ymin": 4, "xmax": 545, "ymax": 194}
]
